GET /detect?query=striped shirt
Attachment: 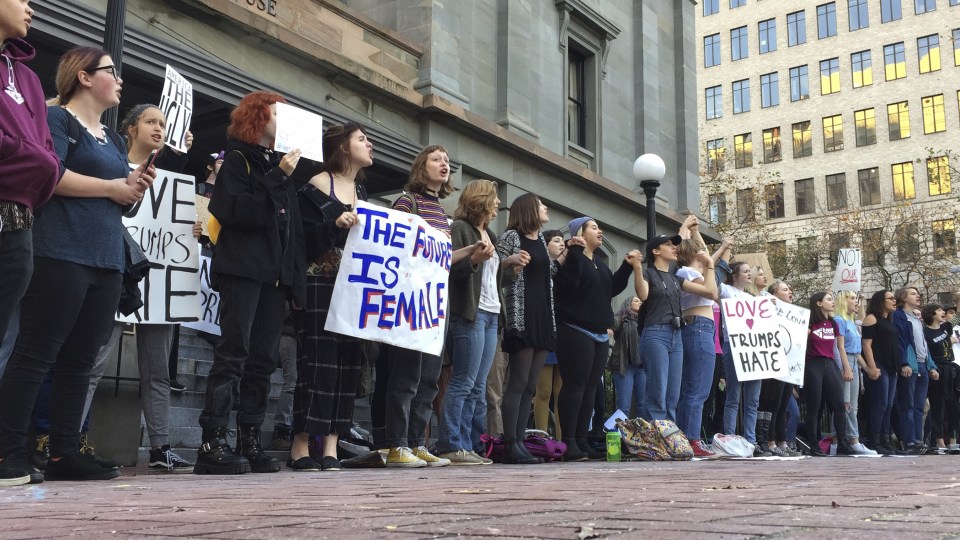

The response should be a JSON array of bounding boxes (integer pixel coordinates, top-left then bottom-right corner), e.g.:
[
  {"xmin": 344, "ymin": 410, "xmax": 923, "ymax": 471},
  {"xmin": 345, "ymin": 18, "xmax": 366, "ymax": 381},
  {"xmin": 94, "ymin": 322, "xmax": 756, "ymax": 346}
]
[{"xmin": 392, "ymin": 192, "xmax": 450, "ymax": 236}]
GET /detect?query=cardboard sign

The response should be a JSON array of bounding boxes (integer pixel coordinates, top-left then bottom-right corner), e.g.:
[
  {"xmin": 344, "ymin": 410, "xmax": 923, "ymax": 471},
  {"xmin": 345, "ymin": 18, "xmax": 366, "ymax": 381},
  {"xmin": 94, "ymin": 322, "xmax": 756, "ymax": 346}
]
[
  {"xmin": 182, "ymin": 251, "xmax": 221, "ymax": 335},
  {"xmin": 195, "ymin": 195, "xmax": 212, "ymax": 237},
  {"xmin": 721, "ymin": 296, "xmax": 785, "ymax": 382},
  {"xmin": 159, "ymin": 65, "xmax": 193, "ymax": 153},
  {"xmin": 771, "ymin": 301, "xmax": 810, "ymax": 386},
  {"xmin": 274, "ymin": 102, "xmax": 324, "ymax": 162},
  {"xmin": 831, "ymin": 248, "xmax": 861, "ymax": 293},
  {"xmin": 324, "ymin": 201, "xmax": 451, "ymax": 355},
  {"xmin": 117, "ymin": 169, "xmax": 201, "ymax": 324}
]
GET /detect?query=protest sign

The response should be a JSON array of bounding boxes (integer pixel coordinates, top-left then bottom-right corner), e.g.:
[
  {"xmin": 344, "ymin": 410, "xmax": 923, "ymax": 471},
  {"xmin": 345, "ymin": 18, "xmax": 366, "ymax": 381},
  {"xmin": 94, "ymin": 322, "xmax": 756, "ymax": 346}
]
[
  {"xmin": 771, "ymin": 301, "xmax": 810, "ymax": 385},
  {"xmin": 831, "ymin": 248, "xmax": 861, "ymax": 293},
  {"xmin": 118, "ymin": 169, "xmax": 201, "ymax": 324},
  {"xmin": 195, "ymin": 195, "xmax": 212, "ymax": 237},
  {"xmin": 158, "ymin": 65, "xmax": 193, "ymax": 153},
  {"xmin": 183, "ymin": 251, "xmax": 221, "ymax": 335},
  {"xmin": 324, "ymin": 201, "xmax": 451, "ymax": 355},
  {"xmin": 721, "ymin": 296, "xmax": 785, "ymax": 382},
  {"xmin": 274, "ymin": 102, "xmax": 324, "ymax": 162}
]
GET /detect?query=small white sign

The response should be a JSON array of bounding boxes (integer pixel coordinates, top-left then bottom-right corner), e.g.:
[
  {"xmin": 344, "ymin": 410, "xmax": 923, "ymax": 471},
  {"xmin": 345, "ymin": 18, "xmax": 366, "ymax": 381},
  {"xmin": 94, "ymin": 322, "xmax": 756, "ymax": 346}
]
[
  {"xmin": 274, "ymin": 102, "xmax": 324, "ymax": 162},
  {"xmin": 831, "ymin": 248, "xmax": 862, "ymax": 293},
  {"xmin": 158, "ymin": 65, "xmax": 193, "ymax": 153}
]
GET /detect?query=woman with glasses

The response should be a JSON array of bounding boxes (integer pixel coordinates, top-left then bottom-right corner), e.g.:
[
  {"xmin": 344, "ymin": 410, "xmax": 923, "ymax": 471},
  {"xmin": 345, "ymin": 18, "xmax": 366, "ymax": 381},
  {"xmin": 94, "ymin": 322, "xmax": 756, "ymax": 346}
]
[
  {"xmin": 861, "ymin": 290, "xmax": 901, "ymax": 455},
  {"xmin": 0, "ymin": 46, "xmax": 155, "ymax": 485}
]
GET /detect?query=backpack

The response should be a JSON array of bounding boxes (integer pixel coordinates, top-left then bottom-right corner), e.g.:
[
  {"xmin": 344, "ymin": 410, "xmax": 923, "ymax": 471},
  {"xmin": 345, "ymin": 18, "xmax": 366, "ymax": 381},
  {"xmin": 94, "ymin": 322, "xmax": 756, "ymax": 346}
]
[
  {"xmin": 62, "ymin": 110, "xmax": 126, "ymax": 164},
  {"xmin": 616, "ymin": 418, "xmax": 693, "ymax": 461},
  {"xmin": 480, "ymin": 430, "xmax": 568, "ymax": 463}
]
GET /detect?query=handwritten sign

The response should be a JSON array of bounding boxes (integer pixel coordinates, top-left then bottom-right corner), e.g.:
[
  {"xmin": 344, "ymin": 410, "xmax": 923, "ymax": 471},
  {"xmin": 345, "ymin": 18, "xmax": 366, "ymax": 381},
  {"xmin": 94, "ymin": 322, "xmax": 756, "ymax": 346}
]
[
  {"xmin": 274, "ymin": 102, "xmax": 324, "ymax": 162},
  {"xmin": 771, "ymin": 301, "xmax": 810, "ymax": 386},
  {"xmin": 721, "ymin": 296, "xmax": 784, "ymax": 382},
  {"xmin": 324, "ymin": 201, "xmax": 450, "ymax": 355},
  {"xmin": 183, "ymin": 251, "xmax": 221, "ymax": 335},
  {"xmin": 159, "ymin": 65, "xmax": 193, "ymax": 153},
  {"xmin": 831, "ymin": 248, "xmax": 861, "ymax": 293},
  {"xmin": 117, "ymin": 169, "xmax": 200, "ymax": 324}
]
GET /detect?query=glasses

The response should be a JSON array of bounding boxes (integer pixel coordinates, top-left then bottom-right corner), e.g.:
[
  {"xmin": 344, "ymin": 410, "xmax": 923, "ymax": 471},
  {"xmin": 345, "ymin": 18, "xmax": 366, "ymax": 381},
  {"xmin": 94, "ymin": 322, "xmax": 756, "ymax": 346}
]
[
  {"xmin": 87, "ymin": 65, "xmax": 119, "ymax": 81},
  {"xmin": 884, "ymin": 296, "xmax": 895, "ymax": 300}
]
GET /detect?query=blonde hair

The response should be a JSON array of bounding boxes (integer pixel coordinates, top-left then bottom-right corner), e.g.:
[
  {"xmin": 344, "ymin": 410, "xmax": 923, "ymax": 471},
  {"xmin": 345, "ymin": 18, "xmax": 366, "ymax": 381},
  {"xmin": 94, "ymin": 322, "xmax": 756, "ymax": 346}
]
[
  {"xmin": 676, "ymin": 239, "xmax": 704, "ymax": 267},
  {"xmin": 744, "ymin": 266, "xmax": 765, "ymax": 296},
  {"xmin": 49, "ymin": 47, "xmax": 111, "ymax": 106},
  {"xmin": 835, "ymin": 290, "xmax": 857, "ymax": 321},
  {"xmin": 454, "ymin": 179, "xmax": 498, "ymax": 226}
]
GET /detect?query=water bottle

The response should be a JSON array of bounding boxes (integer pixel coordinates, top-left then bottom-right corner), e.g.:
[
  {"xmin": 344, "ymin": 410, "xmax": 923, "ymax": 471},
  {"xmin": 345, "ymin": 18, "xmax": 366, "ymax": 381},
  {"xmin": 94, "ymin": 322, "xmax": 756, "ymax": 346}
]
[{"xmin": 606, "ymin": 430, "xmax": 621, "ymax": 462}]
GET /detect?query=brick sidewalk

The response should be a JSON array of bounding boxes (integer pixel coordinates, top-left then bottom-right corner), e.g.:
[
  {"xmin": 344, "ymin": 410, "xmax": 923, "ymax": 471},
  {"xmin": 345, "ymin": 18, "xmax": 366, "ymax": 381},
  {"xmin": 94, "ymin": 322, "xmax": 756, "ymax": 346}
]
[{"xmin": 1, "ymin": 456, "xmax": 959, "ymax": 539}]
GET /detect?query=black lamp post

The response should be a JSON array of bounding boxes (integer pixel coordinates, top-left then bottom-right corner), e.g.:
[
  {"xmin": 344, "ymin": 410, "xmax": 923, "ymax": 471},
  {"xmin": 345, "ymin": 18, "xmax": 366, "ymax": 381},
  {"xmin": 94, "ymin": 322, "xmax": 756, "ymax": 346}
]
[
  {"xmin": 632, "ymin": 153, "xmax": 666, "ymax": 244},
  {"xmin": 102, "ymin": 0, "xmax": 126, "ymax": 130}
]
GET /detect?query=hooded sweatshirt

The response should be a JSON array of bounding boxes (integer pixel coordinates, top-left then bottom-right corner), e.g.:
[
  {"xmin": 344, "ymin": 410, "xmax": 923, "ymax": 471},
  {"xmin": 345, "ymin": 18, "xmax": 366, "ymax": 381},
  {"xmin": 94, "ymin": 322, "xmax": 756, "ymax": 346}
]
[{"xmin": 0, "ymin": 39, "xmax": 60, "ymax": 221}]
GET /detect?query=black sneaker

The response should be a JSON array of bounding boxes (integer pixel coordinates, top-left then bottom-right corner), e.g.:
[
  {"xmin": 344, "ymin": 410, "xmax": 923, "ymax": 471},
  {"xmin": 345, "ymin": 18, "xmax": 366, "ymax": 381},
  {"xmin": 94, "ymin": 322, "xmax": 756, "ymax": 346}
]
[
  {"xmin": 320, "ymin": 455, "xmax": 341, "ymax": 471},
  {"xmin": 149, "ymin": 445, "xmax": 194, "ymax": 473},
  {"xmin": 270, "ymin": 427, "xmax": 292, "ymax": 451},
  {"xmin": 195, "ymin": 427, "xmax": 251, "ymax": 475},
  {"xmin": 79, "ymin": 434, "xmax": 119, "ymax": 470},
  {"xmin": 28, "ymin": 467, "xmax": 44, "ymax": 484},
  {"xmin": 169, "ymin": 380, "xmax": 186, "ymax": 393},
  {"xmin": 236, "ymin": 424, "xmax": 280, "ymax": 473},
  {"xmin": 0, "ymin": 453, "xmax": 32, "ymax": 487},
  {"xmin": 286, "ymin": 456, "xmax": 321, "ymax": 471},
  {"xmin": 32, "ymin": 433, "xmax": 49, "ymax": 471},
  {"xmin": 45, "ymin": 453, "xmax": 121, "ymax": 481}
]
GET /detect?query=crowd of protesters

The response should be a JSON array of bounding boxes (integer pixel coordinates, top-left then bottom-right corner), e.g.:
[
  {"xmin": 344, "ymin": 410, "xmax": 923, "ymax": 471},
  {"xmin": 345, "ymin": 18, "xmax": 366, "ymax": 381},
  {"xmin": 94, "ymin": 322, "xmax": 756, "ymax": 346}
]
[{"xmin": 2, "ymin": 13, "xmax": 960, "ymax": 488}]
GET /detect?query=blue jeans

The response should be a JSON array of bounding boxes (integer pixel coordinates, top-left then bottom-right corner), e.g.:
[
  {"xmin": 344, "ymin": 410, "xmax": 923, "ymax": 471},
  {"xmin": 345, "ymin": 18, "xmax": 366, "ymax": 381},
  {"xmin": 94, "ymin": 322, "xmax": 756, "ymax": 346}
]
[
  {"xmin": 613, "ymin": 366, "xmax": 646, "ymax": 418},
  {"xmin": 722, "ymin": 340, "xmax": 761, "ymax": 443},
  {"xmin": 640, "ymin": 324, "xmax": 683, "ymax": 421},
  {"xmin": 785, "ymin": 394, "xmax": 799, "ymax": 442},
  {"xmin": 438, "ymin": 311, "xmax": 498, "ymax": 453},
  {"xmin": 868, "ymin": 368, "xmax": 897, "ymax": 438},
  {"xmin": 677, "ymin": 317, "xmax": 716, "ymax": 439},
  {"xmin": 896, "ymin": 365, "xmax": 929, "ymax": 445}
]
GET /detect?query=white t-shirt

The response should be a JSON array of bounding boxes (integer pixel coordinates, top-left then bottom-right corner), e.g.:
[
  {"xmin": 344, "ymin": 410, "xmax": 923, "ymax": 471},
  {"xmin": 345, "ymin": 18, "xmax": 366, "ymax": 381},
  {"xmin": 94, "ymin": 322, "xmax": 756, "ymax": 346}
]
[
  {"xmin": 676, "ymin": 266, "xmax": 715, "ymax": 311},
  {"xmin": 478, "ymin": 255, "xmax": 501, "ymax": 314}
]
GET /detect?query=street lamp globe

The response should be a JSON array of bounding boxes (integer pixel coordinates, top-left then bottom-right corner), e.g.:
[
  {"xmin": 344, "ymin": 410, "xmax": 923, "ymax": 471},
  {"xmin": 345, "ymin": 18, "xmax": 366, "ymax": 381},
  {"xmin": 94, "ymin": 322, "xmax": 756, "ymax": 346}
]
[{"xmin": 633, "ymin": 153, "xmax": 666, "ymax": 245}]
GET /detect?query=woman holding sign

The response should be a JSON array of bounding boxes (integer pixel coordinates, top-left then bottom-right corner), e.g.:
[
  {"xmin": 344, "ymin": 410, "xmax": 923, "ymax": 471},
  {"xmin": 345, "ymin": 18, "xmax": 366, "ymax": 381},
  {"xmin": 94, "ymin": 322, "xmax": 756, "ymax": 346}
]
[
  {"xmin": 0, "ymin": 46, "xmax": 156, "ymax": 485},
  {"xmin": 196, "ymin": 91, "xmax": 305, "ymax": 475},
  {"xmin": 288, "ymin": 122, "xmax": 371, "ymax": 472},
  {"xmin": 804, "ymin": 292, "xmax": 855, "ymax": 456}
]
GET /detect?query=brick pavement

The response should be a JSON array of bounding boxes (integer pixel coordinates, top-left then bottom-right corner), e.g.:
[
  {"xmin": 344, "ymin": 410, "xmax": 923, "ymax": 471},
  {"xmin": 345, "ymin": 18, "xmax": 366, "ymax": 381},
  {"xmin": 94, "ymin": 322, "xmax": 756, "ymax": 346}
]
[{"xmin": 1, "ymin": 456, "xmax": 959, "ymax": 539}]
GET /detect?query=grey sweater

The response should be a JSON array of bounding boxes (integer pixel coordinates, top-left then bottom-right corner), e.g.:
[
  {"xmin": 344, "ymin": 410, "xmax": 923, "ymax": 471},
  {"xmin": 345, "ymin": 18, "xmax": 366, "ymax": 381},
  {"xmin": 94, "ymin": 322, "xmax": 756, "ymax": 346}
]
[{"xmin": 448, "ymin": 220, "xmax": 505, "ymax": 322}]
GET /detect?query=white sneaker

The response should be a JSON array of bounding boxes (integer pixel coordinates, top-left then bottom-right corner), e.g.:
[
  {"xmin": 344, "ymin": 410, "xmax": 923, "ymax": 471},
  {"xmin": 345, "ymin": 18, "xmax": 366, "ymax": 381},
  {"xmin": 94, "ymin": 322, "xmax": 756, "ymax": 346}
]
[{"xmin": 851, "ymin": 442, "xmax": 877, "ymax": 455}]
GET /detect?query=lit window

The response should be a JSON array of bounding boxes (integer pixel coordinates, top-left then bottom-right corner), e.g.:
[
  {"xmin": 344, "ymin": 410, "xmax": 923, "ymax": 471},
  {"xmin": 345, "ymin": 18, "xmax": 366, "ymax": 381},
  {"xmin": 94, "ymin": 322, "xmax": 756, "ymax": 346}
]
[
  {"xmin": 762, "ymin": 127, "xmax": 781, "ymax": 162},
  {"xmin": 892, "ymin": 162, "xmax": 915, "ymax": 200},
  {"xmin": 917, "ymin": 35, "xmax": 941, "ymax": 73},
  {"xmin": 792, "ymin": 121, "xmax": 812, "ymax": 158},
  {"xmin": 851, "ymin": 50, "xmax": 872, "ymax": 87},
  {"xmin": 883, "ymin": 42, "xmax": 906, "ymax": 80},
  {"xmin": 887, "ymin": 101, "xmax": 910, "ymax": 140},
  {"xmin": 933, "ymin": 219, "xmax": 956, "ymax": 257},
  {"xmin": 927, "ymin": 155, "xmax": 951, "ymax": 195},
  {"xmin": 854, "ymin": 108, "xmax": 876, "ymax": 146},
  {"xmin": 706, "ymin": 138, "xmax": 725, "ymax": 174},
  {"xmin": 822, "ymin": 114, "xmax": 844, "ymax": 152},
  {"xmin": 734, "ymin": 133, "xmax": 753, "ymax": 168},
  {"xmin": 820, "ymin": 58, "xmax": 840, "ymax": 95},
  {"xmin": 922, "ymin": 94, "xmax": 946, "ymax": 134}
]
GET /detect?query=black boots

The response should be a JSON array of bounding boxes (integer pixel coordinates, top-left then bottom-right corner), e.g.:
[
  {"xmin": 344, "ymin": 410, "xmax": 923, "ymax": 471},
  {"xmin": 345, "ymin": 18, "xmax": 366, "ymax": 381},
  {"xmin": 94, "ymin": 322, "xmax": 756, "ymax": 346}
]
[
  {"xmin": 502, "ymin": 440, "xmax": 539, "ymax": 464},
  {"xmin": 577, "ymin": 437, "xmax": 605, "ymax": 460},
  {"xmin": 194, "ymin": 427, "xmax": 251, "ymax": 475},
  {"xmin": 236, "ymin": 424, "xmax": 281, "ymax": 473},
  {"xmin": 877, "ymin": 434, "xmax": 901, "ymax": 455},
  {"xmin": 561, "ymin": 438, "xmax": 588, "ymax": 462}
]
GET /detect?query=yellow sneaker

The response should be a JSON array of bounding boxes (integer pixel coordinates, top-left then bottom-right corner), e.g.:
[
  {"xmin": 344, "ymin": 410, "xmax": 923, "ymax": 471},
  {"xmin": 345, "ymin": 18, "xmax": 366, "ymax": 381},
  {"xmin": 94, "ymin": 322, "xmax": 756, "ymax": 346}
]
[
  {"xmin": 386, "ymin": 447, "xmax": 428, "ymax": 468},
  {"xmin": 412, "ymin": 446, "xmax": 450, "ymax": 467}
]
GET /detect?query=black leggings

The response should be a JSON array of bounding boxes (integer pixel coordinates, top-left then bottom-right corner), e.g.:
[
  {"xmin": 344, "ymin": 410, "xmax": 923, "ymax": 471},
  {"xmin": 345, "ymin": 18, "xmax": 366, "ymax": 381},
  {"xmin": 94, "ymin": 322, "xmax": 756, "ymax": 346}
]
[
  {"xmin": 555, "ymin": 325, "xmax": 609, "ymax": 441},
  {"xmin": 804, "ymin": 358, "xmax": 848, "ymax": 444},
  {"xmin": 759, "ymin": 379, "xmax": 792, "ymax": 443},
  {"xmin": 501, "ymin": 348, "xmax": 547, "ymax": 442}
]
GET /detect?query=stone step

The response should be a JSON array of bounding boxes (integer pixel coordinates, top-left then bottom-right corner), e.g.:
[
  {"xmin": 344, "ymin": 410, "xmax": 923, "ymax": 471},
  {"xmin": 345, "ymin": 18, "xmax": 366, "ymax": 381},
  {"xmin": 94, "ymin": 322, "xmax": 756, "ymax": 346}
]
[{"xmin": 176, "ymin": 328, "xmax": 218, "ymax": 349}]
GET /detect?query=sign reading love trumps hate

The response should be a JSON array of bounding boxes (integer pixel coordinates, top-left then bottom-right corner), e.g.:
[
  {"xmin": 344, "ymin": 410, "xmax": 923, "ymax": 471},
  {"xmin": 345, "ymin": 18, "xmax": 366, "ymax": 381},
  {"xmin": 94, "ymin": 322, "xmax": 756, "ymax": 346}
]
[
  {"xmin": 324, "ymin": 201, "xmax": 451, "ymax": 355},
  {"xmin": 721, "ymin": 296, "xmax": 785, "ymax": 381}
]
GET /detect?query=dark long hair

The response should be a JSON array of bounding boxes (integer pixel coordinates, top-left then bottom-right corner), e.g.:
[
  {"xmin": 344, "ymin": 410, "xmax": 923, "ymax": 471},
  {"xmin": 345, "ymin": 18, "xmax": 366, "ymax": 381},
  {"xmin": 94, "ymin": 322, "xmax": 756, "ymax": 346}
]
[
  {"xmin": 505, "ymin": 193, "xmax": 542, "ymax": 235},
  {"xmin": 321, "ymin": 122, "xmax": 367, "ymax": 182},
  {"xmin": 866, "ymin": 290, "xmax": 892, "ymax": 320},
  {"xmin": 809, "ymin": 291, "xmax": 830, "ymax": 324}
]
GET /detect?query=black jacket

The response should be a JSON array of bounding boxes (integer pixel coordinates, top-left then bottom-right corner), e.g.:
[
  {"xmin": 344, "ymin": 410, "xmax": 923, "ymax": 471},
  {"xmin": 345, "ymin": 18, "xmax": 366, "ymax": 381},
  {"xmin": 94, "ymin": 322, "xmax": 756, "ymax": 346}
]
[
  {"xmin": 208, "ymin": 139, "xmax": 306, "ymax": 305},
  {"xmin": 298, "ymin": 177, "xmax": 367, "ymax": 265}
]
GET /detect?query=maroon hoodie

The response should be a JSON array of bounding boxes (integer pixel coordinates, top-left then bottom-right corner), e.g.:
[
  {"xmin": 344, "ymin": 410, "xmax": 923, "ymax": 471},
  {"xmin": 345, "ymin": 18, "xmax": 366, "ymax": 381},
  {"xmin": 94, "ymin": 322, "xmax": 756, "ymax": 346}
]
[{"xmin": 0, "ymin": 38, "xmax": 60, "ymax": 211}]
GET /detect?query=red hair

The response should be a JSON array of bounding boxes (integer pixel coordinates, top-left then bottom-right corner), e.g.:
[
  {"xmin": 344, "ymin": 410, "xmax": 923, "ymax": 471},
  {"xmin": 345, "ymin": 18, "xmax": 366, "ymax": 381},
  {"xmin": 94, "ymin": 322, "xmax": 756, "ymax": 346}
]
[{"xmin": 226, "ymin": 91, "xmax": 286, "ymax": 146}]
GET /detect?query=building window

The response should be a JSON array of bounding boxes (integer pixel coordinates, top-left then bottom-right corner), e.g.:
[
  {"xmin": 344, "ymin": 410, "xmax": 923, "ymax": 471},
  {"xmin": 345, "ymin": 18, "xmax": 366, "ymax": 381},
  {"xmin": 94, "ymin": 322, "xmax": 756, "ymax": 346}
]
[
  {"xmin": 703, "ymin": 0, "xmax": 720, "ymax": 16},
  {"xmin": 848, "ymin": 0, "xmax": 869, "ymax": 29},
  {"xmin": 829, "ymin": 233, "xmax": 851, "ymax": 268},
  {"xmin": 887, "ymin": 101, "xmax": 910, "ymax": 140},
  {"xmin": 787, "ymin": 11, "xmax": 807, "ymax": 46},
  {"xmin": 733, "ymin": 79, "xmax": 750, "ymax": 114},
  {"xmin": 708, "ymin": 193, "xmax": 727, "ymax": 225},
  {"xmin": 820, "ymin": 58, "xmax": 840, "ymax": 95},
  {"xmin": 851, "ymin": 50, "xmax": 873, "ymax": 87},
  {"xmin": 706, "ymin": 138, "xmax": 726, "ymax": 174},
  {"xmin": 760, "ymin": 73, "xmax": 779, "ymax": 108},
  {"xmin": 705, "ymin": 85, "xmax": 722, "ymax": 119},
  {"xmin": 734, "ymin": 133, "xmax": 753, "ymax": 168},
  {"xmin": 817, "ymin": 3, "xmax": 837, "ymax": 39},
  {"xmin": 897, "ymin": 223, "xmax": 920, "ymax": 262},
  {"xmin": 881, "ymin": 0, "xmax": 903, "ymax": 21},
  {"xmin": 892, "ymin": 162, "xmax": 916, "ymax": 200},
  {"xmin": 792, "ymin": 121, "xmax": 813, "ymax": 158},
  {"xmin": 854, "ymin": 108, "xmax": 876, "ymax": 146},
  {"xmin": 704, "ymin": 34, "xmax": 721, "ymax": 68},
  {"xmin": 858, "ymin": 167, "xmax": 881, "ymax": 205},
  {"xmin": 933, "ymin": 219, "xmax": 956, "ymax": 257},
  {"xmin": 884, "ymin": 42, "xmax": 906, "ymax": 80},
  {"xmin": 917, "ymin": 35, "xmax": 941, "ymax": 73},
  {"xmin": 795, "ymin": 178, "xmax": 816, "ymax": 215},
  {"xmin": 790, "ymin": 65, "xmax": 809, "ymax": 101},
  {"xmin": 759, "ymin": 19, "xmax": 777, "ymax": 54},
  {"xmin": 922, "ymin": 94, "xmax": 946, "ymax": 134},
  {"xmin": 954, "ymin": 29, "xmax": 960, "ymax": 66},
  {"xmin": 567, "ymin": 48, "xmax": 588, "ymax": 148},
  {"xmin": 731, "ymin": 26, "xmax": 749, "ymax": 61},
  {"xmin": 863, "ymin": 228, "xmax": 884, "ymax": 266},
  {"xmin": 797, "ymin": 236, "xmax": 819, "ymax": 272},
  {"xmin": 826, "ymin": 173, "xmax": 847, "ymax": 210},
  {"xmin": 766, "ymin": 183, "xmax": 785, "ymax": 219},
  {"xmin": 731, "ymin": 0, "xmax": 746, "ymax": 6},
  {"xmin": 915, "ymin": 0, "xmax": 937, "ymax": 13},
  {"xmin": 737, "ymin": 188, "xmax": 755, "ymax": 223},
  {"xmin": 822, "ymin": 114, "xmax": 844, "ymax": 152},
  {"xmin": 762, "ymin": 127, "xmax": 782, "ymax": 162},
  {"xmin": 927, "ymin": 155, "xmax": 951, "ymax": 195}
]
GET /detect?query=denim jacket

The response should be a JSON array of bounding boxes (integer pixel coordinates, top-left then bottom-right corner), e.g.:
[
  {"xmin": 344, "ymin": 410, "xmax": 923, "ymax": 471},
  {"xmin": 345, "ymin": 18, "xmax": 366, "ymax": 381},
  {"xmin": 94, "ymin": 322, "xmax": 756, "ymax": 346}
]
[{"xmin": 892, "ymin": 308, "xmax": 937, "ymax": 372}]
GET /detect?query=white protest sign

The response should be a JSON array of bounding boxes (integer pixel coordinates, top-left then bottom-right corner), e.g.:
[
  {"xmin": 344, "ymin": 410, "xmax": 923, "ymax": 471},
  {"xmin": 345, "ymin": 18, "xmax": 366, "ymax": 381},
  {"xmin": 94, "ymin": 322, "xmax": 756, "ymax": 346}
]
[
  {"xmin": 771, "ymin": 301, "xmax": 810, "ymax": 386},
  {"xmin": 158, "ymin": 65, "xmax": 193, "ymax": 153},
  {"xmin": 274, "ymin": 102, "xmax": 324, "ymax": 162},
  {"xmin": 324, "ymin": 200, "xmax": 450, "ymax": 356},
  {"xmin": 831, "ymin": 248, "xmax": 861, "ymax": 293},
  {"xmin": 182, "ymin": 250, "xmax": 221, "ymax": 335},
  {"xmin": 721, "ymin": 296, "xmax": 785, "ymax": 382},
  {"xmin": 118, "ymin": 169, "xmax": 201, "ymax": 324},
  {"xmin": 952, "ymin": 326, "xmax": 960, "ymax": 368}
]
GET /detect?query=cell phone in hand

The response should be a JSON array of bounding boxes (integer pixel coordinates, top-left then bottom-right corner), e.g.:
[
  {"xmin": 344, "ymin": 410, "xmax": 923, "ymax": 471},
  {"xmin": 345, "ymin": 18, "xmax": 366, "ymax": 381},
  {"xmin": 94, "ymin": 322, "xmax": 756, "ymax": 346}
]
[{"xmin": 144, "ymin": 149, "xmax": 160, "ymax": 170}]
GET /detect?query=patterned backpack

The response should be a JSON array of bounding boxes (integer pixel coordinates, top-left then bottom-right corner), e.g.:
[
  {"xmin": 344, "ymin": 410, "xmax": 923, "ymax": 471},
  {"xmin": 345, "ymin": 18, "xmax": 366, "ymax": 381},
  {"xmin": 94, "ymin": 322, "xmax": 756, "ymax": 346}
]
[{"xmin": 616, "ymin": 418, "xmax": 693, "ymax": 461}]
